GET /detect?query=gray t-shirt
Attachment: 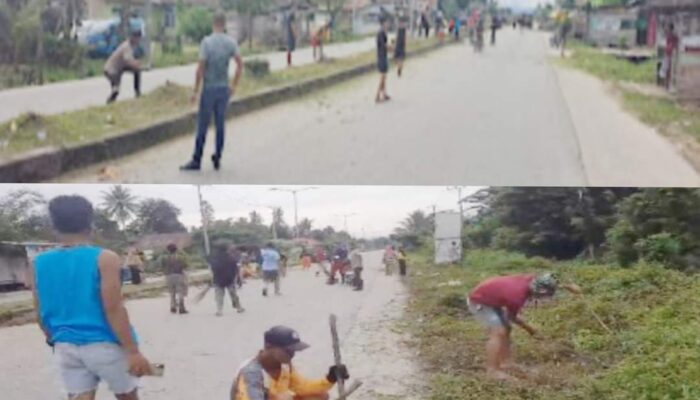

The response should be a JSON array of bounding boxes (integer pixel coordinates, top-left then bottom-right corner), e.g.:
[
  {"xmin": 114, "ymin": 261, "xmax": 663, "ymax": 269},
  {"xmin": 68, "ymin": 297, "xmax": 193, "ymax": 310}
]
[{"xmin": 199, "ymin": 32, "xmax": 239, "ymax": 88}]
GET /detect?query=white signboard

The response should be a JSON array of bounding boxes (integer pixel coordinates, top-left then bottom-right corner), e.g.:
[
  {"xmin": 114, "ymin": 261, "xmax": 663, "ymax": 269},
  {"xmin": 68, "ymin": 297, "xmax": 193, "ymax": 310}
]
[{"xmin": 434, "ymin": 211, "xmax": 462, "ymax": 265}]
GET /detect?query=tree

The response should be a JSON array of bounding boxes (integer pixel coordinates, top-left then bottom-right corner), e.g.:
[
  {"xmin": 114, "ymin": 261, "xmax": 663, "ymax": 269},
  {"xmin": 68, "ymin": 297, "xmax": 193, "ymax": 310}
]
[
  {"xmin": 272, "ymin": 207, "xmax": 292, "ymax": 239},
  {"xmin": 132, "ymin": 198, "xmax": 187, "ymax": 234},
  {"xmin": 178, "ymin": 6, "xmax": 212, "ymax": 43},
  {"xmin": 101, "ymin": 185, "xmax": 138, "ymax": 229},
  {"xmin": 608, "ymin": 189, "xmax": 700, "ymax": 270},
  {"xmin": 201, "ymin": 200, "xmax": 215, "ymax": 227},
  {"xmin": 395, "ymin": 210, "xmax": 433, "ymax": 237},
  {"xmin": 298, "ymin": 217, "xmax": 313, "ymax": 238},
  {"xmin": 249, "ymin": 210, "xmax": 263, "ymax": 226}
]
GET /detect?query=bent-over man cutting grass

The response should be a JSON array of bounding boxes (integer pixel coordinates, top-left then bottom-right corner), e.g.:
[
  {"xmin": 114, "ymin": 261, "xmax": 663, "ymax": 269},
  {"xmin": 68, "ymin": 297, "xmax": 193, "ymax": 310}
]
[{"xmin": 466, "ymin": 272, "xmax": 583, "ymax": 381}]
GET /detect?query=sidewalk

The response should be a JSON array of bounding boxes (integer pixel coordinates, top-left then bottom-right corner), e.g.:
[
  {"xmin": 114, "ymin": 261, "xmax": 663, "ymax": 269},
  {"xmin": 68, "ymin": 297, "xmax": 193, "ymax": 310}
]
[
  {"xmin": 0, "ymin": 269, "xmax": 212, "ymax": 307},
  {"xmin": 0, "ymin": 37, "xmax": 376, "ymax": 124}
]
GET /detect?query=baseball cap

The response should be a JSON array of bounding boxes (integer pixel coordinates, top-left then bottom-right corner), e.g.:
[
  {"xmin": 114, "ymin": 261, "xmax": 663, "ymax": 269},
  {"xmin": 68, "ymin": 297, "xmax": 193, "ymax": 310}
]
[{"xmin": 264, "ymin": 326, "xmax": 310, "ymax": 352}]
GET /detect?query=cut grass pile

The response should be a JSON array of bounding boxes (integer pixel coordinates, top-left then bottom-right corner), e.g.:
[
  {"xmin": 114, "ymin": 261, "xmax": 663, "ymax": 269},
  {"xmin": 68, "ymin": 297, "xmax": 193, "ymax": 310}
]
[
  {"xmin": 0, "ymin": 38, "xmax": 437, "ymax": 159},
  {"xmin": 406, "ymin": 248, "xmax": 700, "ymax": 400}
]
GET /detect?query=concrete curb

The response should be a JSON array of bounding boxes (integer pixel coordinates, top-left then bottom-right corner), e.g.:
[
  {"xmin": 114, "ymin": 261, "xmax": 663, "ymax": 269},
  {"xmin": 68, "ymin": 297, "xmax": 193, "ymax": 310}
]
[
  {"xmin": 0, "ymin": 271, "xmax": 212, "ymax": 327},
  {"xmin": 0, "ymin": 42, "xmax": 446, "ymax": 182}
]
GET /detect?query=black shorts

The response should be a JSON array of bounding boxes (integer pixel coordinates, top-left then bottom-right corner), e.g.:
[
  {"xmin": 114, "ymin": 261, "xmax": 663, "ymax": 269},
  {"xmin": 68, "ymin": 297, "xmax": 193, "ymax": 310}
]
[
  {"xmin": 263, "ymin": 271, "xmax": 279, "ymax": 282},
  {"xmin": 377, "ymin": 58, "xmax": 389, "ymax": 74}
]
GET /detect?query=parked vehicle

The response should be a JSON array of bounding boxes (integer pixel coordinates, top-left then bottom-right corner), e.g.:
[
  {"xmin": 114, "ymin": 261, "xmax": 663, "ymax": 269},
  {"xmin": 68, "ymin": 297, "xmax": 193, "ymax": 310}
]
[
  {"xmin": 0, "ymin": 242, "xmax": 58, "ymax": 291},
  {"xmin": 75, "ymin": 17, "xmax": 145, "ymax": 59}
]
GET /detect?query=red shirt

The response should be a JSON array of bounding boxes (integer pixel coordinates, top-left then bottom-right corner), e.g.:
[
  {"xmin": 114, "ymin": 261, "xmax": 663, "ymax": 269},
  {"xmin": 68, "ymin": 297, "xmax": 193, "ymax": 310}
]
[
  {"xmin": 666, "ymin": 33, "xmax": 679, "ymax": 56},
  {"xmin": 469, "ymin": 274, "xmax": 536, "ymax": 318}
]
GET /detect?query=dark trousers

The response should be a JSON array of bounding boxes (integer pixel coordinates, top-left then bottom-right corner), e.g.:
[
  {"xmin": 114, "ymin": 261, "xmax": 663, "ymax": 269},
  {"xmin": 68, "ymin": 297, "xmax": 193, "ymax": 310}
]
[
  {"xmin": 192, "ymin": 86, "xmax": 231, "ymax": 163},
  {"xmin": 105, "ymin": 67, "xmax": 141, "ymax": 103},
  {"xmin": 399, "ymin": 260, "xmax": 407, "ymax": 276}
]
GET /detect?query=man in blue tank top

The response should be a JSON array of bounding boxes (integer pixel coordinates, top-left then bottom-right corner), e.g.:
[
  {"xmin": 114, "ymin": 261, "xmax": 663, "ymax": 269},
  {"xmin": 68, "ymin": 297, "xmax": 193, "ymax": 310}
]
[{"xmin": 29, "ymin": 195, "xmax": 152, "ymax": 399}]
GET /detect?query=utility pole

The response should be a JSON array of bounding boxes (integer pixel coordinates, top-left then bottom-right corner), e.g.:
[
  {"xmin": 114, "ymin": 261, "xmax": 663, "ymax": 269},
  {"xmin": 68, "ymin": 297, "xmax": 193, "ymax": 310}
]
[
  {"xmin": 448, "ymin": 186, "xmax": 465, "ymax": 226},
  {"xmin": 335, "ymin": 213, "xmax": 357, "ymax": 233},
  {"xmin": 270, "ymin": 187, "xmax": 318, "ymax": 239},
  {"xmin": 197, "ymin": 185, "xmax": 211, "ymax": 255},
  {"xmin": 267, "ymin": 206, "xmax": 278, "ymax": 240}
]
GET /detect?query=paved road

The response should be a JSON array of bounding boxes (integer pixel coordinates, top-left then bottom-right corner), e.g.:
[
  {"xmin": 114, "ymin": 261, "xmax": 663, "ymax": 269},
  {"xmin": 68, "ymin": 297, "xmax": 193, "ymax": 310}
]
[
  {"xmin": 0, "ymin": 250, "xmax": 423, "ymax": 400},
  {"xmin": 60, "ymin": 30, "xmax": 700, "ymax": 187},
  {"xmin": 0, "ymin": 37, "xmax": 376, "ymax": 124}
]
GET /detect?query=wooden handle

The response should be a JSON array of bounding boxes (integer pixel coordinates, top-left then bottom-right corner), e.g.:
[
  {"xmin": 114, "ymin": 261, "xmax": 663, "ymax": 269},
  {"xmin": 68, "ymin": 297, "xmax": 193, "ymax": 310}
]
[
  {"xmin": 329, "ymin": 314, "xmax": 346, "ymax": 397},
  {"xmin": 335, "ymin": 380, "xmax": 362, "ymax": 400}
]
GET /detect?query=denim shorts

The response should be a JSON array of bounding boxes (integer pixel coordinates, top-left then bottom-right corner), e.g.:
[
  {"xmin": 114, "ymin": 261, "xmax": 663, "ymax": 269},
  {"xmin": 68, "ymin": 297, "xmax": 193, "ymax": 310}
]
[
  {"xmin": 467, "ymin": 299, "xmax": 510, "ymax": 329},
  {"xmin": 54, "ymin": 342, "xmax": 138, "ymax": 395}
]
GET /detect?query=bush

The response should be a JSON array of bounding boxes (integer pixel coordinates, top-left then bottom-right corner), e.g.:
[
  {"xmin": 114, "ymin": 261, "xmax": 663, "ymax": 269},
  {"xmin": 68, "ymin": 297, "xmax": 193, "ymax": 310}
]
[
  {"xmin": 244, "ymin": 58, "xmax": 270, "ymax": 78},
  {"xmin": 607, "ymin": 219, "xmax": 638, "ymax": 267},
  {"xmin": 178, "ymin": 6, "xmax": 212, "ymax": 43},
  {"xmin": 43, "ymin": 35, "xmax": 84, "ymax": 68},
  {"xmin": 635, "ymin": 232, "xmax": 682, "ymax": 266}
]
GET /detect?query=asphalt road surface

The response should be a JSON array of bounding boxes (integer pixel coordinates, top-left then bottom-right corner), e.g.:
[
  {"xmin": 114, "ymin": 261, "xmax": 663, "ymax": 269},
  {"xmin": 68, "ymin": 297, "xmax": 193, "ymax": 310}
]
[
  {"xmin": 0, "ymin": 250, "xmax": 424, "ymax": 400},
  {"xmin": 59, "ymin": 30, "xmax": 700, "ymax": 187},
  {"xmin": 0, "ymin": 38, "xmax": 376, "ymax": 124}
]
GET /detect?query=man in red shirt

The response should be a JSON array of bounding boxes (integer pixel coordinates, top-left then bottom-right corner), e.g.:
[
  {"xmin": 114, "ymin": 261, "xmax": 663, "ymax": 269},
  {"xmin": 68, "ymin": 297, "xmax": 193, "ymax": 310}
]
[
  {"xmin": 663, "ymin": 23, "xmax": 680, "ymax": 90},
  {"xmin": 467, "ymin": 272, "xmax": 582, "ymax": 381}
]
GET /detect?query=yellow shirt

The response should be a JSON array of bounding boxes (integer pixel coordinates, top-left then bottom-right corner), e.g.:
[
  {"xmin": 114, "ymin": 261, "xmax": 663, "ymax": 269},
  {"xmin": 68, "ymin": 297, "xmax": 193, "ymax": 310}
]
[{"xmin": 234, "ymin": 358, "xmax": 333, "ymax": 400}]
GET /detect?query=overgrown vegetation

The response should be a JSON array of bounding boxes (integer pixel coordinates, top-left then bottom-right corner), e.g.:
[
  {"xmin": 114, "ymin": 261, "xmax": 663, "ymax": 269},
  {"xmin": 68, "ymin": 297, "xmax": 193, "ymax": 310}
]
[
  {"xmin": 462, "ymin": 188, "xmax": 700, "ymax": 271},
  {"xmin": 561, "ymin": 42, "xmax": 656, "ymax": 85},
  {"xmin": 0, "ymin": 38, "xmax": 437, "ymax": 157},
  {"xmin": 406, "ymin": 248, "xmax": 700, "ymax": 400}
]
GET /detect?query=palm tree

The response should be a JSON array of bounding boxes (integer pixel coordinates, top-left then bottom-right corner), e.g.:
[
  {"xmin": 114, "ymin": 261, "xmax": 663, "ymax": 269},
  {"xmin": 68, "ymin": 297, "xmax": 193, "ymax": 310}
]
[
  {"xmin": 101, "ymin": 185, "xmax": 138, "ymax": 229},
  {"xmin": 396, "ymin": 210, "xmax": 432, "ymax": 236}
]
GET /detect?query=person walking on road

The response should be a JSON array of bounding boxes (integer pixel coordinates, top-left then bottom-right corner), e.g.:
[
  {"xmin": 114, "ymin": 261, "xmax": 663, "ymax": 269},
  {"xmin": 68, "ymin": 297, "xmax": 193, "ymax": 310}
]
[
  {"xmin": 375, "ymin": 17, "xmax": 391, "ymax": 103},
  {"xmin": 420, "ymin": 9, "xmax": 431, "ymax": 38},
  {"xmin": 209, "ymin": 240, "xmax": 245, "ymax": 316},
  {"xmin": 158, "ymin": 243, "xmax": 189, "ymax": 314},
  {"xmin": 181, "ymin": 11, "xmax": 243, "ymax": 172},
  {"xmin": 125, "ymin": 247, "xmax": 144, "ymax": 285},
  {"xmin": 231, "ymin": 325, "xmax": 349, "ymax": 400},
  {"xmin": 382, "ymin": 245, "xmax": 396, "ymax": 276},
  {"xmin": 29, "ymin": 196, "xmax": 152, "ymax": 400},
  {"xmin": 104, "ymin": 30, "xmax": 144, "ymax": 104},
  {"xmin": 349, "ymin": 248, "xmax": 364, "ymax": 291},
  {"xmin": 280, "ymin": 252, "xmax": 289, "ymax": 277},
  {"xmin": 397, "ymin": 247, "xmax": 407, "ymax": 277},
  {"xmin": 466, "ymin": 273, "xmax": 583, "ymax": 381},
  {"xmin": 662, "ymin": 23, "xmax": 679, "ymax": 90},
  {"xmin": 490, "ymin": 15, "xmax": 500, "ymax": 45},
  {"xmin": 394, "ymin": 18, "xmax": 407, "ymax": 78},
  {"xmin": 286, "ymin": 12, "xmax": 297, "ymax": 67},
  {"xmin": 261, "ymin": 243, "xmax": 281, "ymax": 296}
]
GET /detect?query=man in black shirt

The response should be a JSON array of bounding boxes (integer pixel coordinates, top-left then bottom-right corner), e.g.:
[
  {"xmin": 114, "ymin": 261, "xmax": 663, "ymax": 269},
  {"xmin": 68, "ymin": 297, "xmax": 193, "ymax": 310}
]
[
  {"xmin": 375, "ymin": 17, "xmax": 391, "ymax": 103},
  {"xmin": 394, "ymin": 17, "xmax": 407, "ymax": 77},
  {"xmin": 209, "ymin": 241, "xmax": 245, "ymax": 316}
]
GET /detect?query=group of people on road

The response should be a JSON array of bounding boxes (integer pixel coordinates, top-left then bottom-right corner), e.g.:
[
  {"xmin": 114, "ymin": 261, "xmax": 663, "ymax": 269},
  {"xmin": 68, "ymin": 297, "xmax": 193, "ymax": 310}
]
[{"xmin": 28, "ymin": 195, "xmax": 352, "ymax": 400}]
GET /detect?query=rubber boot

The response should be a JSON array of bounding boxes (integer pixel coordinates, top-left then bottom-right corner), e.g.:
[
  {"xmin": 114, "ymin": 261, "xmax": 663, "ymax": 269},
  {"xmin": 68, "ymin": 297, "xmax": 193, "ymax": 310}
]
[{"xmin": 178, "ymin": 299, "xmax": 188, "ymax": 314}]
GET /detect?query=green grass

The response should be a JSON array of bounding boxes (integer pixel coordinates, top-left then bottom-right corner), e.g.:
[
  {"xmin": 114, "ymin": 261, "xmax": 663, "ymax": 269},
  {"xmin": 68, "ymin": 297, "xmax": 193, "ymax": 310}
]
[
  {"xmin": 0, "ymin": 39, "xmax": 437, "ymax": 158},
  {"xmin": 622, "ymin": 92, "xmax": 700, "ymax": 141},
  {"xmin": 406, "ymin": 248, "xmax": 700, "ymax": 400},
  {"xmin": 561, "ymin": 42, "xmax": 657, "ymax": 85}
]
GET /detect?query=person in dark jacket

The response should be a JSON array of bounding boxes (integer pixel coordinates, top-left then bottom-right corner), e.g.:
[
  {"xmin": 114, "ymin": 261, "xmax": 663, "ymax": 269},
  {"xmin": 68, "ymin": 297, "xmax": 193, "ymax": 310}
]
[{"xmin": 208, "ymin": 240, "xmax": 245, "ymax": 316}]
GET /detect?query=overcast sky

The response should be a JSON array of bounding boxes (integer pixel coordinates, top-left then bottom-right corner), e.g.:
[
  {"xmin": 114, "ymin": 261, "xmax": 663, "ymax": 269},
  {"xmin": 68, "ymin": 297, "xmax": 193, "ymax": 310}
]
[
  {"xmin": 0, "ymin": 185, "xmax": 485, "ymax": 238},
  {"xmin": 500, "ymin": 0, "xmax": 551, "ymax": 11}
]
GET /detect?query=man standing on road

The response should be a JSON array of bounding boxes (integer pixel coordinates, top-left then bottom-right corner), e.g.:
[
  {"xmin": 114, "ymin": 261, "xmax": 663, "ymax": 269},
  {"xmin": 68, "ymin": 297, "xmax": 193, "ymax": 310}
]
[
  {"xmin": 231, "ymin": 325, "xmax": 349, "ymax": 400},
  {"xmin": 286, "ymin": 12, "xmax": 297, "ymax": 67},
  {"xmin": 375, "ymin": 17, "xmax": 391, "ymax": 103},
  {"xmin": 349, "ymin": 248, "xmax": 364, "ymax": 291},
  {"xmin": 158, "ymin": 243, "xmax": 189, "ymax": 314},
  {"xmin": 181, "ymin": 11, "xmax": 243, "ymax": 172},
  {"xmin": 261, "ymin": 243, "xmax": 281, "ymax": 296},
  {"xmin": 466, "ymin": 273, "xmax": 583, "ymax": 381},
  {"xmin": 30, "ymin": 196, "xmax": 152, "ymax": 400},
  {"xmin": 209, "ymin": 240, "xmax": 245, "ymax": 316},
  {"xmin": 662, "ymin": 23, "xmax": 679, "ymax": 90},
  {"xmin": 394, "ymin": 17, "xmax": 407, "ymax": 78},
  {"xmin": 104, "ymin": 30, "xmax": 144, "ymax": 104}
]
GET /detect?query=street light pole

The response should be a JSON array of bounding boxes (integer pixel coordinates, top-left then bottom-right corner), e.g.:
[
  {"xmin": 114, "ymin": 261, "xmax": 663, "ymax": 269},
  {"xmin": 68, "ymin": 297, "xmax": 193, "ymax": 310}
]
[
  {"xmin": 270, "ymin": 187, "xmax": 318, "ymax": 239},
  {"xmin": 197, "ymin": 185, "xmax": 211, "ymax": 255}
]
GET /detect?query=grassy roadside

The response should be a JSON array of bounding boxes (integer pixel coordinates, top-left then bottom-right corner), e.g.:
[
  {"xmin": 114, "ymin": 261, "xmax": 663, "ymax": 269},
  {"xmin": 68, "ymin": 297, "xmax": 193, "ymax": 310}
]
[
  {"xmin": 0, "ymin": 271, "xmax": 212, "ymax": 328},
  {"xmin": 0, "ymin": 38, "xmax": 437, "ymax": 159},
  {"xmin": 405, "ymin": 248, "xmax": 700, "ymax": 400},
  {"xmin": 558, "ymin": 42, "xmax": 700, "ymax": 163}
]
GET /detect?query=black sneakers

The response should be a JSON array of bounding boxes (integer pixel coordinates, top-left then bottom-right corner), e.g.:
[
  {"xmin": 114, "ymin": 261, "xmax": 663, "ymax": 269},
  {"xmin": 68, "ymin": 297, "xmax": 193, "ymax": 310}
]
[
  {"xmin": 211, "ymin": 155, "xmax": 220, "ymax": 171},
  {"xmin": 180, "ymin": 160, "xmax": 201, "ymax": 171}
]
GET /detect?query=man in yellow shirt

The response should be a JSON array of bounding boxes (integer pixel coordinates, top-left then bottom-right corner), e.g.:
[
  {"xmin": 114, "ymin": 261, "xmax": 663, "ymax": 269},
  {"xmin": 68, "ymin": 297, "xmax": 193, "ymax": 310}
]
[{"xmin": 231, "ymin": 326, "xmax": 349, "ymax": 400}]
